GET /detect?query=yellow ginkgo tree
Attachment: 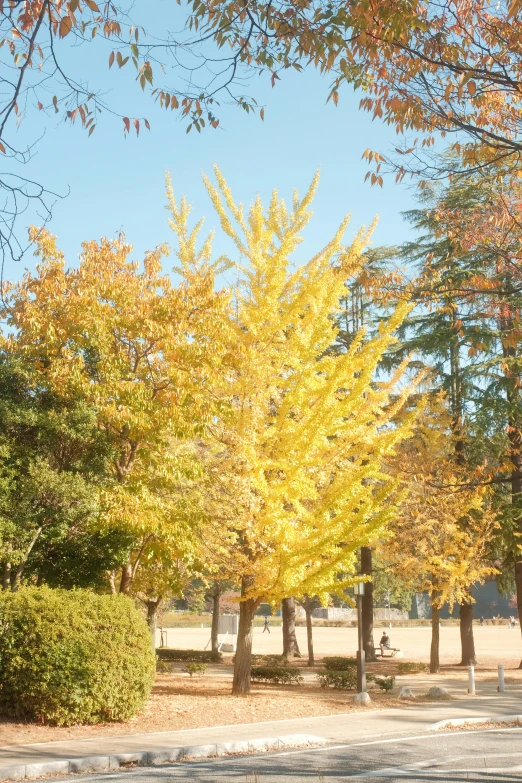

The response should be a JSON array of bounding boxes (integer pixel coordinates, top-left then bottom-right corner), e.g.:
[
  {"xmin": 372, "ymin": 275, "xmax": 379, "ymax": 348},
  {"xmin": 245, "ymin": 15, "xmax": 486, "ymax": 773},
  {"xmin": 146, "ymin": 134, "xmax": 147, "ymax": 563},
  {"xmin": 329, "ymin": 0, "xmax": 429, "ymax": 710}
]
[
  {"xmin": 168, "ymin": 168, "xmax": 421, "ymax": 694},
  {"xmin": 1, "ymin": 227, "xmax": 230, "ymax": 593}
]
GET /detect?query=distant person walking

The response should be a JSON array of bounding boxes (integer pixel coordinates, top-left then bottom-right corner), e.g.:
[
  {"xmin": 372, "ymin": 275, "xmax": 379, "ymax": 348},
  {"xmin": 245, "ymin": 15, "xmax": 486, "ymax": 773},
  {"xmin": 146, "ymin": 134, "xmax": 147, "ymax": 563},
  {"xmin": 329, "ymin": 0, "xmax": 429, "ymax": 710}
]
[
  {"xmin": 510, "ymin": 615, "xmax": 516, "ymax": 628},
  {"xmin": 379, "ymin": 631, "xmax": 391, "ymax": 656},
  {"xmin": 480, "ymin": 616, "xmax": 484, "ymax": 626},
  {"xmin": 262, "ymin": 616, "xmax": 271, "ymax": 633}
]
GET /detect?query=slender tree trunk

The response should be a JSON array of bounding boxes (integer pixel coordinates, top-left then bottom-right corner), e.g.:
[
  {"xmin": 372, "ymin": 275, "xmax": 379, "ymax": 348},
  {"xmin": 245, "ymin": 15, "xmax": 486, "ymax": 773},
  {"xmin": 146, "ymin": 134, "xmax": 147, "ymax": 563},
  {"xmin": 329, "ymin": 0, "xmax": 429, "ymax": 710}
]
[
  {"xmin": 108, "ymin": 570, "xmax": 117, "ymax": 594},
  {"xmin": 146, "ymin": 598, "xmax": 161, "ymax": 650},
  {"xmin": 211, "ymin": 582, "xmax": 220, "ymax": 655},
  {"xmin": 430, "ymin": 595, "xmax": 441, "ymax": 674},
  {"xmin": 11, "ymin": 526, "xmax": 43, "ymax": 591},
  {"xmin": 282, "ymin": 597, "xmax": 302, "ymax": 658},
  {"xmin": 119, "ymin": 562, "xmax": 133, "ymax": 594},
  {"xmin": 232, "ymin": 576, "xmax": 258, "ymax": 695},
  {"xmin": 459, "ymin": 601, "xmax": 477, "ymax": 665},
  {"xmin": 361, "ymin": 546, "xmax": 377, "ymax": 662},
  {"xmin": 2, "ymin": 562, "xmax": 11, "ymax": 591},
  {"xmin": 305, "ymin": 604, "xmax": 314, "ymax": 666}
]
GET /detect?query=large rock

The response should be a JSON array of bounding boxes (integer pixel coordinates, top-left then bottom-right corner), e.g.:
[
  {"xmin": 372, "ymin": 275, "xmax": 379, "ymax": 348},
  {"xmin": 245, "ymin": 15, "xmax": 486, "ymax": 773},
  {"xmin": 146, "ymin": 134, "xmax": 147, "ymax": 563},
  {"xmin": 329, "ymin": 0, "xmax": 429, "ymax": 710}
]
[
  {"xmin": 352, "ymin": 691, "xmax": 371, "ymax": 705},
  {"xmin": 399, "ymin": 686, "xmax": 415, "ymax": 699},
  {"xmin": 428, "ymin": 686, "xmax": 449, "ymax": 698}
]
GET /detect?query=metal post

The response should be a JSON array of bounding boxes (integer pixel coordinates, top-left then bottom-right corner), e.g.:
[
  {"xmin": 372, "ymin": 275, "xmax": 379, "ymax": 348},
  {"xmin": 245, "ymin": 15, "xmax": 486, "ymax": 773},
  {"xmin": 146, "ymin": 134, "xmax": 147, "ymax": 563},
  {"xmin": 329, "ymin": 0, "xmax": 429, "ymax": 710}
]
[
  {"xmin": 355, "ymin": 583, "xmax": 366, "ymax": 694},
  {"xmin": 468, "ymin": 665, "xmax": 475, "ymax": 695},
  {"xmin": 498, "ymin": 664, "xmax": 505, "ymax": 693}
]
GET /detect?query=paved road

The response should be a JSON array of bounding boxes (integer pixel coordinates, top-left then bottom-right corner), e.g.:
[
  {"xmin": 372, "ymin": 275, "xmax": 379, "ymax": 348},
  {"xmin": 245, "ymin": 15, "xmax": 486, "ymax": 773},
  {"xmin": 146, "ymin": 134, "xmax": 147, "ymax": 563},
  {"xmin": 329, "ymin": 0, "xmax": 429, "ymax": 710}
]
[{"xmin": 47, "ymin": 727, "xmax": 522, "ymax": 783}]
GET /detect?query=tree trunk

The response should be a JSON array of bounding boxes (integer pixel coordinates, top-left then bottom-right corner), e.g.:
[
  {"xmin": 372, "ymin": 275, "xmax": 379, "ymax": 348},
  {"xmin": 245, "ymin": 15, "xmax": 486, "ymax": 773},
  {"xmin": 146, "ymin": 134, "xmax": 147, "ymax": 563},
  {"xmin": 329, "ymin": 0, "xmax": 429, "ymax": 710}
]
[
  {"xmin": 282, "ymin": 597, "xmax": 302, "ymax": 658},
  {"xmin": 2, "ymin": 562, "xmax": 11, "ymax": 591},
  {"xmin": 211, "ymin": 582, "xmax": 220, "ymax": 655},
  {"xmin": 108, "ymin": 570, "xmax": 117, "ymax": 594},
  {"xmin": 232, "ymin": 576, "xmax": 258, "ymax": 695},
  {"xmin": 459, "ymin": 601, "xmax": 477, "ymax": 665},
  {"xmin": 11, "ymin": 526, "xmax": 43, "ymax": 592},
  {"xmin": 305, "ymin": 604, "xmax": 314, "ymax": 666},
  {"xmin": 119, "ymin": 562, "xmax": 133, "ymax": 594},
  {"xmin": 430, "ymin": 596, "xmax": 441, "ymax": 674},
  {"xmin": 146, "ymin": 598, "xmax": 161, "ymax": 650},
  {"xmin": 361, "ymin": 546, "xmax": 377, "ymax": 662}
]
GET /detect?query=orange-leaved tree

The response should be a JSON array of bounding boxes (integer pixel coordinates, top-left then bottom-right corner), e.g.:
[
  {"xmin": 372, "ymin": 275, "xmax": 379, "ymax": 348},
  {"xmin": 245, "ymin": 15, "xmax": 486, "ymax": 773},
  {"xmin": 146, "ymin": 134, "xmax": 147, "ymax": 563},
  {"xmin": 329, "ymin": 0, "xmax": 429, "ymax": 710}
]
[{"xmin": 385, "ymin": 398, "xmax": 497, "ymax": 673}]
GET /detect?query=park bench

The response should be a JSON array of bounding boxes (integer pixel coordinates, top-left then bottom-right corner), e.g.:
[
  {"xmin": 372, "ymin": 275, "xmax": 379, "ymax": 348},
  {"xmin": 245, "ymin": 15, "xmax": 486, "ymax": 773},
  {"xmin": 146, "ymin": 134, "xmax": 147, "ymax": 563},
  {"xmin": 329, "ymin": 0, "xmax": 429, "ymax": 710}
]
[{"xmin": 374, "ymin": 646, "xmax": 402, "ymax": 658}]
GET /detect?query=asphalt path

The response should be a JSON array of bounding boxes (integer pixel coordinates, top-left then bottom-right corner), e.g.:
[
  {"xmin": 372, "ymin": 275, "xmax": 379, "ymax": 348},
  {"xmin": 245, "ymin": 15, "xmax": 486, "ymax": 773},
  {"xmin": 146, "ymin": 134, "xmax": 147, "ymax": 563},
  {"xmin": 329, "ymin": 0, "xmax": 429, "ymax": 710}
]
[{"xmin": 48, "ymin": 727, "xmax": 522, "ymax": 783}]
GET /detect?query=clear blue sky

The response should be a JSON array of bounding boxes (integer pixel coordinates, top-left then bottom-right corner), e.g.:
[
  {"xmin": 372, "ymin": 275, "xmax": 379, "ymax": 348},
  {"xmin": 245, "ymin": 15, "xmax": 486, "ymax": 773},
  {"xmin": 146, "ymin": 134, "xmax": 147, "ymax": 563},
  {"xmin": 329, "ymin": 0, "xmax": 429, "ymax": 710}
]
[{"xmin": 9, "ymin": 7, "xmax": 420, "ymax": 283}]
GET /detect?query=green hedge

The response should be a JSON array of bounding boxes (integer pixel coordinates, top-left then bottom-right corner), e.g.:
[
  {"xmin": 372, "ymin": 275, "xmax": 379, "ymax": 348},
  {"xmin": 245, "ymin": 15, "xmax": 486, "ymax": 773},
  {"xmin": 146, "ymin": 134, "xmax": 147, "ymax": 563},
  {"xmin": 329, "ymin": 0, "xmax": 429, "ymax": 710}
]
[
  {"xmin": 251, "ymin": 666, "xmax": 304, "ymax": 685},
  {"xmin": 323, "ymin": 656, "xmax": 357, "ymax": 670},
  {"xmin": 0, "ymin": 587, "xmax": 155, "ymax": 726},
  {"xmin": 156, "ymin": 648, "xmax": 222, "ymax": 663},
  {"xmin": 318, "ymin": 668, "xmax": 357, "ymax": 689}
]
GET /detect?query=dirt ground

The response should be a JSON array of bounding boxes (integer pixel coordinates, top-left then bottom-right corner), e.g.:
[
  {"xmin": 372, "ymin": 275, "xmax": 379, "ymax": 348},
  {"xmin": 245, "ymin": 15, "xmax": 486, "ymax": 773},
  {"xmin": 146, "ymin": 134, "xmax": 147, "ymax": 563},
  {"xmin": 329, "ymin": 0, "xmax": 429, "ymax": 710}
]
[
  {"xmin": 1, "ymin": 625, "xmax": 521, "ymax": 748},
  {"xmin": 156, "ymin": 624, "xmax": 522, "ymax": 668},
  {"xmin": 0, "ymin": 660, "xmax": 428, "ymax": 747}
]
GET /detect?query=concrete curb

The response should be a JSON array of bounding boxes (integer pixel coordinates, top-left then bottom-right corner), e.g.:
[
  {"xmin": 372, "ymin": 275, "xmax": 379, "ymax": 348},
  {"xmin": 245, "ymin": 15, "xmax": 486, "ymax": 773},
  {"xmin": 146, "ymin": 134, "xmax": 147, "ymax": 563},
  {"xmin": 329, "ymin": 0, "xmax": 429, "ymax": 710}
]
[
  {"xmin": 429, "ymin": 714, "xmax": 522, "ymax": 731},
  {"xmin": 0, "ymin": 733, "xmax": 328, "ymax": 781}
]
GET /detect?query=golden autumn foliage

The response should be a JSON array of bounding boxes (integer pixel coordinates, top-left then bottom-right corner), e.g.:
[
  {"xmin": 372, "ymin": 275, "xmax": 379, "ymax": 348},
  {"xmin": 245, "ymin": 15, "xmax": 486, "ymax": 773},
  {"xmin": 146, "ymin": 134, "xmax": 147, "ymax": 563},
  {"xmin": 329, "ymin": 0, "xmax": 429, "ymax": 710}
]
[
  {"xmin": 384, "ymin": 398, "xmax": 496, "ymax": 669},
  {"xmin": 166, "ymin": 167, "xmax": 421, "ymax": 693},
  {"xmin": 1, "ymin": 226, "xmax": 230, "ymax": 592}
]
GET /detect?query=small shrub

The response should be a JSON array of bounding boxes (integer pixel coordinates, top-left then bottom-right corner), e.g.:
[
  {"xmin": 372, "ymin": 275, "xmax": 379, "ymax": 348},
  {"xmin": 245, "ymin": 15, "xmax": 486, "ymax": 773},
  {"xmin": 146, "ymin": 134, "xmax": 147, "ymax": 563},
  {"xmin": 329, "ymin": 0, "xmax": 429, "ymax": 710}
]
[
  {"xmin": 251, "ymin": 666, "xmax": 304, "ymax": 685},
  {"xmin": 318, "ymin": 668, "xmax": 357, "ymax": 690},
  {"xmin": 323, "ymin": 656, "xmax": 357, "ymax": 671},
  {"xmin": 156, "ymin": 648, "xmax": 222, "ymax": 663},
  {"xmin": 0, "ymin": 586, "xmax": 155, "ymax": 726},
  {"xmin": 156, "ymin": 659, "xmax": 173, "ymax": 674},
  {"xmin": 372, "ymin": 675, "xmax": 395, "ymax": 692},
  {"xmin": 182, "ymin": 662, "xmax": 207, "ymax": 677},
  {"xmin": 397, "ymin": 661, "xmax": 429, "ymax": 675}
]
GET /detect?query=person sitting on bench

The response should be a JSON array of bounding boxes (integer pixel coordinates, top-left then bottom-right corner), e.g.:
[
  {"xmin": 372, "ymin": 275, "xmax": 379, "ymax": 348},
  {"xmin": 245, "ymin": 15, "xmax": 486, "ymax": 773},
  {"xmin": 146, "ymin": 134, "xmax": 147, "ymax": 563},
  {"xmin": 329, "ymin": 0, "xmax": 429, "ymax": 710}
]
[{"xmin": 379, "ymin": 631, "xmax": 391, "ymax": 656}]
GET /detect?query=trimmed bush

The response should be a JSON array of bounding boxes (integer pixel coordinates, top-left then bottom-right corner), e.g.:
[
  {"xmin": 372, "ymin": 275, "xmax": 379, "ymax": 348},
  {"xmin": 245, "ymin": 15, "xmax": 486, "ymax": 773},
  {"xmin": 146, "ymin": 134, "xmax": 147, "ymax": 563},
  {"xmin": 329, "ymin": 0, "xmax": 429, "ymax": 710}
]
[
  {"xmin": 318, "ymin": 668, "xmax": 357, "ymax": 690},
  {"xmin": 323, "ymin": 656, "xmax": 357, "ymax": 671},
  {"xmin": 0, "ymin": 587, "xmax": 155, "ymax": 726},
  {"xmin": 250, "ymin": 654, "xmax": 288, "ymax": 665},
  {"xmin": 182, "ymin": 662, "xmax": 207, "ymax": 677},
  {"xmin": 368, "ymin": 674, "xmax": 395, "ymax": 691},
  {"xmin": 397, "ymin": 661, "xmax": 428, "ymax": 674},
  {"xmin": 251, "ymin": 666, "xmax": 304, "ymax": 685},
  {"xmin": 156, "ymin": 648, "xmax": 222, "ymax": 663}
]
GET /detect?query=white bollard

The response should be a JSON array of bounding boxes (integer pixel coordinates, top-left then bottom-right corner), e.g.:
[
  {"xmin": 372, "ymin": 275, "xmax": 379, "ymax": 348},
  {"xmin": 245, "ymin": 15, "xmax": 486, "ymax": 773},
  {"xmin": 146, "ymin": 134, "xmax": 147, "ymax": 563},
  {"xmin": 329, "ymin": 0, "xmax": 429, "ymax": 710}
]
[
  {"xmin": 468, "ymin": 665, "xmax": 476, "ymax": 695},
  {"xmin": 498, "ymin": 664, "xmax": 505, "ymax": 693}
]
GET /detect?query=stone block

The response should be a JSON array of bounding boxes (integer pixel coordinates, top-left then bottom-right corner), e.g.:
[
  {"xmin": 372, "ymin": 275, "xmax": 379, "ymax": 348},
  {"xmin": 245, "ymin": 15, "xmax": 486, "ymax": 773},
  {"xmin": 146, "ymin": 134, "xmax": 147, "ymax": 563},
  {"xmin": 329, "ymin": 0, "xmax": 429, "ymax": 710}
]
[
  {"xmin": 25, "ymin": 761, "xmax": 70, "ymax": 779},
  {"xmin": 109, "ymin": 752, "xmax": 148, "ymax": 769},
  {"xmin": 352, "ymin": 691, "xmax": 372, "ymax": 705},
  {"xmin": 248, "ymin": 737, "xmax": 279, "ymax": 753},
  {"xmin": 147, "ymin": 747, "xmax": 184, "ymax": 765},
  {"xmin": 399, "ymin": 686, "xmax": 415, "ymax": 699},
  {"xmin": 216, "ymin": 740, "xmax": 249, "ymax": 756},
  {"xmin": 428, "ymin": 686, "xmax": 449, "ymax": 698},
  {"xmin": 69, "ymin": 757, "xmax": 110, "ymax": 774},
  {"xmin": 0, "ymin": 765, "xmax": 26, "ymax": 781},
  {"xmin": 181, "ymin": 744, "xmax": 217, "ymax": 760}
]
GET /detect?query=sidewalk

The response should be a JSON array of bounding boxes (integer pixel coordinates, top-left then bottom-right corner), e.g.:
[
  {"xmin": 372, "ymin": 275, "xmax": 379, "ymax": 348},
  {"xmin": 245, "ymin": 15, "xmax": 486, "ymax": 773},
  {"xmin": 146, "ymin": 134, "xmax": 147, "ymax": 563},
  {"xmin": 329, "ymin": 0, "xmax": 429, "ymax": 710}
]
[{"xmin": 1, "ymin": 679, "xmax": 521, "ymax": 773}]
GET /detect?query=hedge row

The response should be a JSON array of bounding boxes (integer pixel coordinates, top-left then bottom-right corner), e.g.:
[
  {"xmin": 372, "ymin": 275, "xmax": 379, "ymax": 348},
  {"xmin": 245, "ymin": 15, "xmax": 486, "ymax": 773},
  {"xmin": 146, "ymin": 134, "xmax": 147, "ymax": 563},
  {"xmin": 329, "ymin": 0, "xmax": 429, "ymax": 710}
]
[
  {"xmin": 156, "ymin": 648, "xmax": 222, "ymax": 663},
  {"xmin": 251, "ymin": 666, "xmax": 303, "ymax": 685}
]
